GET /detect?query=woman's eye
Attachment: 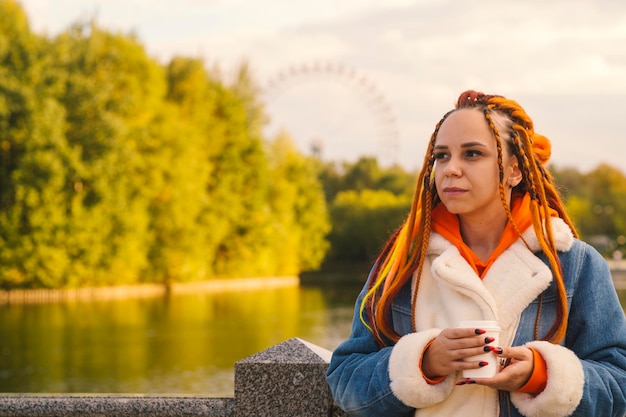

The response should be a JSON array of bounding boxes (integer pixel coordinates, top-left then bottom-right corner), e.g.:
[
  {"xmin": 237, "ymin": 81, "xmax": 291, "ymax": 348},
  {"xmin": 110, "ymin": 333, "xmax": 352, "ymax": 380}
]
[
  {"xmin": 465, "ymin": 150, "xmax": 482, "ymax": 158},
  {"xmin": 434, "ymin": 152, "xmax": 448, "ymax": 160}
]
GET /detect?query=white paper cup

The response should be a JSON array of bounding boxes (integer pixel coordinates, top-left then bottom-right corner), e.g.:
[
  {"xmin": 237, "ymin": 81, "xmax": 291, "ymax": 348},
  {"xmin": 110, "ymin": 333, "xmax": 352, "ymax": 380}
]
[{"xmin": 459, "ymin": 320, "xmax": 501, "ymax": 378}]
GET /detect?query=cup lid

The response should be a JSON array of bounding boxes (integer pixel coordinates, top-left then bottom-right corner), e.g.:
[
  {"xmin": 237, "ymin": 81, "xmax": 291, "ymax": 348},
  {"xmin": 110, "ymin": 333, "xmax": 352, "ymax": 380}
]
[{"xmin": 459, "ymin": 320, "xmax": 501, "ymax": 330}]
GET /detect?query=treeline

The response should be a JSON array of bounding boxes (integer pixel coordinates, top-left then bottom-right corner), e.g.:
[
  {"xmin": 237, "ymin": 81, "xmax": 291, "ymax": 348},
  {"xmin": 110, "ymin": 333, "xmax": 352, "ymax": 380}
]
[
  {"xmin": 550, "ymin": 163, "xmax": 626, "ymax": 257},
  {"xmin": 319, "ymin": 158, "xmax": 626, "ymax": 266},
  {"xmin": 3, "ymin": 1, "xmax": 626, "ymax": 290},
  {"xmin": 0, "ymin": 1, "xmax": 330, "ymax": 289}
]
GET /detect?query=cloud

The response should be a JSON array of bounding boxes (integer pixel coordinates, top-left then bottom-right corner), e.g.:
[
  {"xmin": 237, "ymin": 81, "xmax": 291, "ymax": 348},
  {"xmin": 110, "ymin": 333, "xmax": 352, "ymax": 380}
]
[{"xmin": 18, "ymin": 0, "xmax": 626, "ymax": 172}]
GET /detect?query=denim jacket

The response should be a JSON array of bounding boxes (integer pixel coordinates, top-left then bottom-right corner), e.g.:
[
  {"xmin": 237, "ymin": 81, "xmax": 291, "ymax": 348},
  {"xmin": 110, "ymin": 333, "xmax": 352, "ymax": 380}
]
[{"xmin": 326, "ymin": 218, "xmax": 626, "ymax": 417}]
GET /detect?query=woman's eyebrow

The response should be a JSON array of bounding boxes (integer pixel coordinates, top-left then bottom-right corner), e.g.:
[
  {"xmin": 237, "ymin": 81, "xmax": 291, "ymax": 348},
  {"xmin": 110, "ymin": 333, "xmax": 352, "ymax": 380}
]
[
  {"xmin": 460, "ymin": 141, "xmax": 488, "ymax": 148},
  {"xmin": 434, "ymin": 141, "xmax": 488, "ymax": 150}
]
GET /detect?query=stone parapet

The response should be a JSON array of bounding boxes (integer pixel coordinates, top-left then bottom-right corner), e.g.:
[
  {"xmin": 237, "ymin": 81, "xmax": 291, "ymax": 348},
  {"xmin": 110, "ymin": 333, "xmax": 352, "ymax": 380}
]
[{"xmin": 0, "ymin": 394, "xmax": 233, "ymax": 417}]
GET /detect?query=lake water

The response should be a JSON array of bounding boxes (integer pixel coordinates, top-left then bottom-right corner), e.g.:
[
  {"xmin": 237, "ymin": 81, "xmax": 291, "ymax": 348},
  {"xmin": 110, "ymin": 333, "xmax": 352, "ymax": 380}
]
[
  {"xmin": 0, "ymin": 280, "xmax": 624, "ymax": 397},
  {"xmin": 0, "ymin": 281, "xmax": 360, "ymax": 396}
]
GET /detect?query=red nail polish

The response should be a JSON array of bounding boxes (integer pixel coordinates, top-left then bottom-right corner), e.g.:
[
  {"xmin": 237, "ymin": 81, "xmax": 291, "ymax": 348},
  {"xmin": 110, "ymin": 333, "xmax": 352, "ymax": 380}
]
[
  {"xmin": 484, "ymin": 337, "xmax": 495, "ymax": 343},
  {"xmin": 456, "ymin": 378, "xmax": 475, "ymax": 386},
  {"xmin": 475, "ymin": 328, "xmax": 486, "ymax": 335},
  {"xmin": 479, "ymin": 361, "xmax": 489, "ymax": 367},
  {"xmin": 490, "ymin": 347, "xmax": 503, "ymax": 354}
]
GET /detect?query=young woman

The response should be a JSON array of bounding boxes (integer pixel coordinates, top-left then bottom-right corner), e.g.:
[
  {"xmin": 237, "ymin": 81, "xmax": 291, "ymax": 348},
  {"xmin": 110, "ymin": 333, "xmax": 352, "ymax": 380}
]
[{"xmin": 326, "ymin": 90, "xmax": 626, "ymax": 417}]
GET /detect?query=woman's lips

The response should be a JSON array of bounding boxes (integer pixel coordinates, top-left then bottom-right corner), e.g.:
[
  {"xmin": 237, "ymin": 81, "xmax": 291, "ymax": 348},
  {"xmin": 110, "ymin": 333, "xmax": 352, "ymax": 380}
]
[{"xmin": 443, "ymin": 187, "xmax": 466, "ymax": 196}]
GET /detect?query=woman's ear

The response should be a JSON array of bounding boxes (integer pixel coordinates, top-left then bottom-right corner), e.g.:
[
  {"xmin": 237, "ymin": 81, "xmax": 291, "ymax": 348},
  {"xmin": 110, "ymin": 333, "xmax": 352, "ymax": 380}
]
[{"xmin": 508, "ymin": 158, "xmax": 523, "ymax": 188}]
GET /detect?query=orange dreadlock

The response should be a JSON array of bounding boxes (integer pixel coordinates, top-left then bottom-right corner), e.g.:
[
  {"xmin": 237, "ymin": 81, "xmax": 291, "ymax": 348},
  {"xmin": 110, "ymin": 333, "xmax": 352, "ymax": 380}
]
[{"xmin": 360, "ymin": 90, "xmax": 578, "ymax": 346}]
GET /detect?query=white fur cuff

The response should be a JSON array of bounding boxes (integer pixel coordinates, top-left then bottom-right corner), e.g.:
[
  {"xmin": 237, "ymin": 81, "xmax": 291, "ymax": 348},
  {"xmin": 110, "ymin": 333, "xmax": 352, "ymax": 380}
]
[
  {"xmin": 388, "ymin": 329, "xmax": 456, "ymax": 408},
  {"xmin": 511, "ymin": 341, "xmax": 584, "ymax": 417}
]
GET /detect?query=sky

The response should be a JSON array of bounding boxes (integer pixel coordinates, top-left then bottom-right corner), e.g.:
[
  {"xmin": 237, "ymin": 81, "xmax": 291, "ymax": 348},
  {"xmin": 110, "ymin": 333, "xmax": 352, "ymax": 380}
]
[{"xmin": 18, "ymin": 0, "xmax": 626, "ymax": 172}]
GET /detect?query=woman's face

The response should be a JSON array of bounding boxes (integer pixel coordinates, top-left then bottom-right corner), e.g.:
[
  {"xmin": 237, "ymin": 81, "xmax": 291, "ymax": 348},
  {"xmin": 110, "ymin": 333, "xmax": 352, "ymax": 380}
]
[{"xmin": 433, "ymin": 108, "xmax": 521, "ymax": 221}]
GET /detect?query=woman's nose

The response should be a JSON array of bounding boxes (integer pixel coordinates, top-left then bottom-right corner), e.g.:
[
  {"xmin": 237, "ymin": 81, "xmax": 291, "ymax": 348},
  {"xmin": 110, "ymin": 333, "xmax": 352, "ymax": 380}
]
[{"xmin": 442, "ymin": 156, "xmax": 462, "ymax": 177}]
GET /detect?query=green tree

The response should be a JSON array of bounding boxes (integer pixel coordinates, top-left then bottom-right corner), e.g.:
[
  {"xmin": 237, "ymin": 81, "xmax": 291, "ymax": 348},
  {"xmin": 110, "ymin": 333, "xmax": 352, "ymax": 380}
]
[
  {"xmin": 206, "ymin": 83, "xmax": 273, "ymax": 277},
  {"xmin": 328, "ymin": 189, "xmax": 410, "ymax": 261},
  {"xmin": 317, "ymin": 156, "xmax": 416, "ymax": 203},
  {"xmin": 553, "ymin": 163, "xmax": 626, "ymax": 256},
  {"xmin": 315, "ymin": 160, "xmax": 344, "ymax": 202},
  {"xmin": 0, "ymin": 0, "xmax": 80, "ymax": 288},
  {"xmin": 575, "ymin": 164, "xmax": 626, "ymax": 255},
  {"xmin": 141, "ymin": 57, "xmax": 215, "ymax": 285},
  {"xmin": 266, "ymin": 132, "xmax": 330, "ymax": 274},
  {"xmin": 377, "ymin": 164, "xmax": 417, "ymax": 196},
  {"xmin": 165, "ymin": 58, "xmax": 277, "ymax": 278},
  {"xmin": 312, "ymin": 156, "xmax": 417, "ymax": 264},
  {"xmin": 51, "ymin": 21, "xmax": 168, "ymax": 286},
  {"xmin": 550, "ymin": 164, "xmax": 585, "ymax": 201},
  {"xmin": 342, "ymin": 157, "xmax": 382, "ymax": 192}
]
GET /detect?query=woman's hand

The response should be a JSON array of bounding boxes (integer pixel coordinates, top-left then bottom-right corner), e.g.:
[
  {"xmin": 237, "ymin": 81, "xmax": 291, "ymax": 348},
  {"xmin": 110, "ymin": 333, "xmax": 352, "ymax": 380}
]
[
  {"xmin": 465, "ymin": 346, "xmax": 535, "ymax": 392},
  {"xmin": 421, "ymin": 327, "xmax": 497, "ymax": 379}
]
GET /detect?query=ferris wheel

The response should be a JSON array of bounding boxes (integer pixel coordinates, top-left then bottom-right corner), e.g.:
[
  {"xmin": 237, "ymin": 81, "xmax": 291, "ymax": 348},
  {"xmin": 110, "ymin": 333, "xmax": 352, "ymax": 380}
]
[{"xmin": 261, "ymin": 61, "xmax": 400, "ymax": 166}]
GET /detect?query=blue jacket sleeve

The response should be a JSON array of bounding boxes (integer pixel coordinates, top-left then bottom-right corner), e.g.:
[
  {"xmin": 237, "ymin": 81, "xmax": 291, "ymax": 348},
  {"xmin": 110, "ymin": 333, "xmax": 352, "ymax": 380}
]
[
  {"xmin": 564, "ymin": 242, "xmax": 626, "ymax": 417},
  {"xmin": 325, "ymin": 281, "xmax": 415, "ymax": 417}
]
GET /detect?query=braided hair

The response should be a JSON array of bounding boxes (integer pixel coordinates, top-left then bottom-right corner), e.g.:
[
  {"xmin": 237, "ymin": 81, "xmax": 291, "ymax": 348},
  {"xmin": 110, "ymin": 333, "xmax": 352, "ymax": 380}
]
[{"xmin": 360, "ymin": 90, "xmax": 578, "ymax": 346}]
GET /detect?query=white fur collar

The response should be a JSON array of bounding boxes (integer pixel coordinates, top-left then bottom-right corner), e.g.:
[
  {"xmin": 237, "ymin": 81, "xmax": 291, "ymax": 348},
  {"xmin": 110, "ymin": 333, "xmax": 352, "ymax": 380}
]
[{"xmin": 427, "ymin": 216, "xmax": 574, "ymax": 256}]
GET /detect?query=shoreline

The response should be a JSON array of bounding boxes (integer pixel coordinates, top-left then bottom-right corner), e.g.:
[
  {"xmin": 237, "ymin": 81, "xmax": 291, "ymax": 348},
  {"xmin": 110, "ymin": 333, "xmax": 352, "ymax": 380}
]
[
  {"xmin": 0, "ymin": 276, "xmax": 300, "ymax": 305},
  {"xmin": 1, "ymin": 262, "xmax": 624, "ymax": 305}
]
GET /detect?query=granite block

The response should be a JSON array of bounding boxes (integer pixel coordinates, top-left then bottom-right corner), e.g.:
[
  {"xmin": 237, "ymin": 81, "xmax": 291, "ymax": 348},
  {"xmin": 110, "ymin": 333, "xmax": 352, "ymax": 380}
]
[{"xmin": 234, "ymin": 338, "xmax": 335, "ymax": 417}]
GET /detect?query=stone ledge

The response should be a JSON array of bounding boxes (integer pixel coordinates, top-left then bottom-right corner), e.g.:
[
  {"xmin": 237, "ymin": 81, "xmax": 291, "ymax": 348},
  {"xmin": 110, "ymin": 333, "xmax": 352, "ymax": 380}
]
[{"xmin": 0, "ymin": 394, "xmax": 234, "ymax": 417}]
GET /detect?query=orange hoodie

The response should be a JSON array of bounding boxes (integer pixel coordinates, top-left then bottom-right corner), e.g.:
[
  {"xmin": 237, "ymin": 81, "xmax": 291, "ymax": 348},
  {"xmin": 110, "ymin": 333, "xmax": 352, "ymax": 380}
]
[{"xmin": 431, "ymin": 193, "xmax": 534, "ymax": 278}]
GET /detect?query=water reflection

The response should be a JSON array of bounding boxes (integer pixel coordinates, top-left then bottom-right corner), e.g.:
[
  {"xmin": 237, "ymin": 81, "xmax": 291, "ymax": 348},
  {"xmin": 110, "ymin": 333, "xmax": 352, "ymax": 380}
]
[
  {"xmin": 0, "ymin": 284, "xmax": 355, "ymax": 396},
  {"xmin": 0, "ymin": 283, "xmax": 623, "ymax": 397}
]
